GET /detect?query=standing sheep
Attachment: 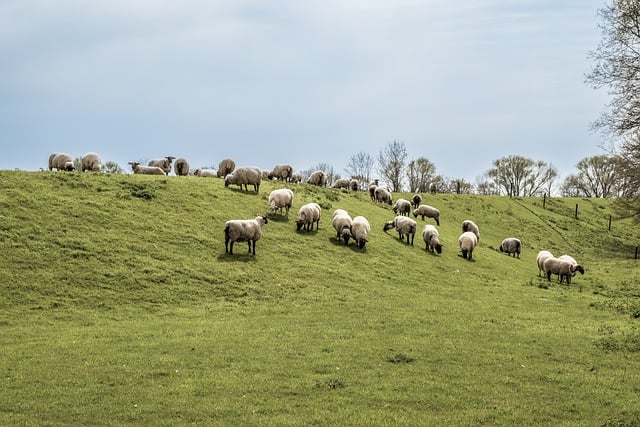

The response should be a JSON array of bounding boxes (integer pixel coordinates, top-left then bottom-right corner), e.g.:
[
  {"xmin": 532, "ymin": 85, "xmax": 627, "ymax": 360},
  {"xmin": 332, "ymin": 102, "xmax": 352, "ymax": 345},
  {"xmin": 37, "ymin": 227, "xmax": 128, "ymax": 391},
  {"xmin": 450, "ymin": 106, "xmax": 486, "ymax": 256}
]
[
  {"xmin": 422, "ymin": 224, "xmax": 442, "ymax": 254},
  {"xmin": 411, "ymin": 194, "xmax": 422, "ymax": 209},
  {"xmin": 536, "ymin": 250, "xmax": 554, "ymax": 277},
  {"xmin": 331, "ymin": 209, "xmax": 353, "ymax": 245},
  {"xmin": 558, "ymin": 255, "xmax": 585, "ymax": 276},
  {"xmin": 413, "ymin": 204, "xmax": 440, "ymax": 225},
  {"xmin": 332, "ymin": 178, "xmax": 350, "ymax": 189},
  {"xmin": 81, "ymin": 152, "xmax": 102, "ymax": 172},
  {"xmin": 392, "ymin": 199, "xmax": 412, "ymax": 216},
  {"xmin": 351, "ymin": 216, "xmax": 370, "ymax": 249},
  {"xmin": 458, "ymin": 231, "xmax": 478, "ymax": 260},
  {"xmin": 307, "ymin": 170, "xmax": 327, "ymax": 187},
  {"xmin": 499, "ymin": 238, "xmax": 521, "ymax": 258},
  {"xmin": 50, "ymin": 153, "xmax": 75, "ymax": 171},
  {"xmin": 543, "ymin": 257, "xmax": 580, "ymax": 284},
  {"xmin": 268, "ymin": 164, "xmax": 293, "ymax": 182},
  {"xmin": 296, "ymin": 202, "xmax": 321, "ymax": 231},
  {"xmin": 224, "ymin": 215, "xmax": 268, "ymax": 255},
  {"xmin": 128, "ymin": 161, "xmax": 166, "ymax": 175},
  {"xmin": 349, "ymin": 179, "xmax": 359, "ymax": 191},
  {"xmin": 383, "ymin": 216, "xmax": 417, "ymax": 245},
  {"xmin": 217, "ymin": 158, "xmax": 236, "ymax": 178},
  {"xmin": 290, "ymin": 172, "xmax": 302, "ymax": 183},
  {"xmin": 429, "ymin": 182, "xmax": 437, "ymax": 194},
  {"xmin": 374, "ymin": 186, "xmax": 393, "ymax": 205},
  {"xmin": 147, "ymin": 156, "xmax": 175, "ymax": 175},
  {"xmin": 224, "ymin": 167, "xmax": 262, "ymax": 192},
  {"xmin": 173, "ymin": 158, "xmax": 190, "ymax": 176},
  {"xmin": 368, "ymin": 180, "xmax": 379, "ymax": 201},
  {"xmin": 461, "ymin": 220, "xmax": 480, "ymax": 241},
  {"xmin": 268, "ymin": 188, "xmax": 294, "ymax": 217}
]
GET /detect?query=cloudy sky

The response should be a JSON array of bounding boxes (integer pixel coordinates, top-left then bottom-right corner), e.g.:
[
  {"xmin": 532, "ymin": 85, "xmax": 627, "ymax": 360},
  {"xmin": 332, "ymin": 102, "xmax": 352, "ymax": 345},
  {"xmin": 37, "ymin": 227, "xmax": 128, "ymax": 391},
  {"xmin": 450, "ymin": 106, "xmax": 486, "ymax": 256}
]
[{"xmin": 0, "ymin": 0, "xmax": 610, "ymax": 182}]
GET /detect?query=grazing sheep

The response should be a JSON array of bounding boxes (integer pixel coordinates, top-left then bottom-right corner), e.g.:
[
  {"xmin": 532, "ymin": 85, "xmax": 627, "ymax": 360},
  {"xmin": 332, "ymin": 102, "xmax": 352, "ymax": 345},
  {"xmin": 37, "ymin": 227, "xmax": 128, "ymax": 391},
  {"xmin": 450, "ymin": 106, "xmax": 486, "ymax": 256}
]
[
  {"xmin": 194, "ymin": 169, "xmax": 217, "ymax": 177},
  {"xmin": 268, "ymin": 188, "xmax": 294, "ymax": 217},
  {"xmin": 224, "ymin": 167, "xmax": 262, "ymax": 192},
  {"xmin": 307, "ymin": 170, "xmax": 327, "ymax": 187},
  {"xmin": 351, "ymin": 216, "xmax": 371, "ymax": 249},
  {"xmin": 268, "ymin": 164, "xmax": 293, "ymax": 181},
  {"xmin": 173, "ymin": 158, "xmax": 190, "ymax": 176},
  {"xmin": 422, "ymin": 224, "xmax": 442, "ymax": 254},
  {"xmin": 349, "ymin": 179, "xmax": 359, "ymax": 191},
  {"xmin": 368, "ymin": 180, "xmax": 379, "ymax": 201},
  {"xmin": 147, "ymin": 156, "xmax": 175, "ymax": 175},
  {"xmin": 413, "ymin": 204, "xmax": 440, "ymax": 225},
  {"xmin": 392, "ymin": 199, "xmax": 412, "ymax": 216},
  {"xmin": 332, "ymin": 178, "xmax": 350, "ymax": 189},
  {"xmin": 374, "ymin": 186, "xmax": 393, "ymax": 205},
  {"xmin": 224, "ymin": 215, "xmax": 268, "ymax": 255},
  {"xmin": 331, "ymin": 209, "xmax": 353, "ymax": 245},
  {"xmin": 383, "ymin": 215, "xmax": 417, "ymax": 245},
  {"xmin": 290, "ymin": 172, "xmax": 302, "ymax": 183},
  {"xmin": 50, "ymin": 153, "xmax": 75, "ymax": 171},
  {"xmin": 128, "ymin": 161, "xmax": 165, "ymax": 175},
  {"xmin": 558, "ymin": 255, "xmax": 585, "ymax": 276},
  {"xmin": 458, "ymin": 231, "xmax": 478, "ymax": 260},
  {"xmin": 543, "ymin": 257, "xmax": 580, "ymax": 284},
  {"xmin": 499, "ymin": 238, "xmax": 521, "ymax": 258},
  {"xmin": 217, "ymin": 158, "xmax": 236, "ymax": 178},
  {"xmin": 429, "ymin": 182, "xmax": 437, "ymax": 193},
  {"xmin": 411, "ymin": 194, "xmax": 422, "ymax": 209},
  {"xmin": 81, "ymin": 152, "xmax": 102, "ymax": 172},
  {"xmin": 461, "ymin": 220, "xmax": 480, "ymax": 241},
  {"xmin": 296, "ymin": 202, "xmax": 321, "ymax": 231},
  {"xmin": 536, "ymin": 250, "xmax": 554, "ymax": 277},
  {"xmin": 48, "ymin": 153, "xmax": 58, "ymax": 171}
]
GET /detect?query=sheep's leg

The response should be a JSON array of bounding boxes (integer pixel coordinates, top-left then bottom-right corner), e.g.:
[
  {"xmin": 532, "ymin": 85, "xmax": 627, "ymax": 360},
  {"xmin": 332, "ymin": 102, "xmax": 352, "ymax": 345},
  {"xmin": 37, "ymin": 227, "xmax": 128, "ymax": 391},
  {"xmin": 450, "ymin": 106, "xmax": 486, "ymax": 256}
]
[{"xmin": 228, "ymin": 241, "xmax": 234, "ymax": 255}]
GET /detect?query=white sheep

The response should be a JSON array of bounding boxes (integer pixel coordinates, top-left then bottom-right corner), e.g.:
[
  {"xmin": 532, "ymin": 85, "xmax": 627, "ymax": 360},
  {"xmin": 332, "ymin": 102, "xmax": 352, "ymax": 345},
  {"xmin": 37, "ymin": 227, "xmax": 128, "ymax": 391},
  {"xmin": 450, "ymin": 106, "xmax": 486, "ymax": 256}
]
[
  {"xmin": 331, "ymin": 209, "xmax": 353, "ymax": 245},
  {"xmin": 374, "ymin": 186, "xmax": 393, "ymax": 205},
  {"xmin": 332, "ymin": 178, "xmax": 350, "ymax": 189},
  {"xmin": 536, "ymin": 250, "xmax": 554, "ymax": 277},
  {"xmin": 392, "ymin": 199, "xmax": 412, "ymax": 216},
  {"xmin": 48, "ymin": 153, "xmax": 58, "ymax": 171},
  {"xmin": 411, "ymin": 194, "xmax": 422, "ymax": 209},
  {"xmin": 224, "ymin": 215, "xmax": 268, "ymax": 255},
  {"xmin": 268, "ymin": 188, "xmax": 294, "ymax": 217},
  {"xmin": 383, "ymin": 215, "xmax": 417, "ymax": 245},
  {"xmin": 173, "ymin": 158, "xmax": 190, "ymax": 176},
  {"xmin": 543, "ymin": 256, "xmax": 580, "ymax": 284},
  {"xmin": 422, "ymin": 224, "xmax": 442, "ymax": 254},
  {"xmin": 224, "ymin": 167, "xmax": 262, "ymax": 192},
  {"xmin": 290, "ymin": 172, "xmax": 302, "ymax": 183},
  {"xmin": 558, "ymin": 254, "xmax": 585, "ymax": 277},
  {"xmin": 217, "ymin": 158, "xmax": 236, "ymax": 178},
  {"xmin": 50, "ymin": 153, "xmax": 75, "ymax": 171},
  {"xmin": 128, "ymin": 161, "xmax": 166, "ymax": 175},
  {"xmin": 499, "ymin": 238, "xmax": 521, "ymax": 258},
  {"xmin": 458, "ymin": 231, "xmax": 478, "ymax": 260},
  {"xmin": 351, "ymin": 216, "xmax": 370, "ymax": 249},
  {"xmin": 307, "ymin": 170, "xmax": 327, "ymax": 187},
  {"xmin": 349, "ymin": 179, "xmax": 359, "ymax": 191},
  {"xmin": 81, "ymin": 152, "xmax": 102, "ymax": 172},
  {"xmin": 429, "ymin": 182, "xmax": 437, "ymax": 193},
  {"xmin": 147, "ymin": 156, "xmax": 175, "ymax": 175},
  {"xmin": 413, "ymin": 204, "xmax": 440, "ymax": 225},
  {"xmin": 296, "ymin": 202, "xmax": 321, "ymax": 231},
  {"xmin": 194, "ymin": 169, "xmax": 217, "ymax": 177},
  {"xmin": 268, "ymin": 164, "xmax": 294, "ymax": 181},
  {"xmin": 461, "ymin": 220, "xmax": 480, "ymax": 241}
]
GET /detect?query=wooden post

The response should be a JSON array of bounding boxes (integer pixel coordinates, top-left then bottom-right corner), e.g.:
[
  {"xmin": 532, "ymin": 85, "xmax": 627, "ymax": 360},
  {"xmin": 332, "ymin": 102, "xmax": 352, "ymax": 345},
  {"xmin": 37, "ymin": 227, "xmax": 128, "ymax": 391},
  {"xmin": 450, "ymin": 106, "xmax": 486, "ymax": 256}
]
[
  {"xmin": 575, "ymin": 204, "xmax": 578, "ymax": 219},
  {"xmin": 543, "ymin": 193, "xmax": 546, "ymax": 209},
  {"xmin": 608, "ymin": 215, "xmax": 612, "ymax": 231}
]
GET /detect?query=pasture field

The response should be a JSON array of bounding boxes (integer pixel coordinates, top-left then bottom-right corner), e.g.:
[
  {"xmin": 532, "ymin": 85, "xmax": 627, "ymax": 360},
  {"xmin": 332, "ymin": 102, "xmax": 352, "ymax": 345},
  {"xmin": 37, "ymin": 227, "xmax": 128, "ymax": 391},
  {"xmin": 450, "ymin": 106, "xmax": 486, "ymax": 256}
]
[{"xmin": 1, "ymin": 170, "xmax": 639, "ymax": 426}]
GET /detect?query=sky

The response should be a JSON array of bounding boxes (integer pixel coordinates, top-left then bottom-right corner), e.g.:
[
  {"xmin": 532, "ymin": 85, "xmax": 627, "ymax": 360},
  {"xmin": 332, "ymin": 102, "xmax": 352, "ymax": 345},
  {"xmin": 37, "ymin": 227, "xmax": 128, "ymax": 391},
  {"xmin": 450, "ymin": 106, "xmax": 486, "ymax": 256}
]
[{"xmin": 0, "ymin": 0, "xmax": 611, "ymax": 183}]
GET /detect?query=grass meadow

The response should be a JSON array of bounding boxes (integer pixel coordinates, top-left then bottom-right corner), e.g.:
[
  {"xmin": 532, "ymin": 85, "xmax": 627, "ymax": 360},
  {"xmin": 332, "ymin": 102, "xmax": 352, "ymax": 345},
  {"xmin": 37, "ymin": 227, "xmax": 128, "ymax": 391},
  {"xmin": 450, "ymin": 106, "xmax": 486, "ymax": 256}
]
[{"xmin": 1, "ymin": 170, "xmax": 639, "ymax": 425}]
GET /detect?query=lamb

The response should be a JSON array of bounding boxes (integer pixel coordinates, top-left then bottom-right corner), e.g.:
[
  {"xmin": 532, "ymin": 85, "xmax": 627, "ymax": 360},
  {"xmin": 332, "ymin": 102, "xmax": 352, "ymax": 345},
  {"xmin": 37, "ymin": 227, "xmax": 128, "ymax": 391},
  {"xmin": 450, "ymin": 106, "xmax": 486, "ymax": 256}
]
[
  {"xmin": 128, "ymin": 161, "xmax": 165, "ymax": 175},
  {"xmin": 217, "ymin": 158, "xmax": 236, "ymax": 178},
  {"xmin": 268, "ymin": 188, "xmax": 294, "ymax": 217},
  {"xmin": 351, "ymin": 216, "xmax": 370, "ymax": 249},
  {"xmin": 411, "ymin": 194, "xmax": 422, "ymax": 209},
  {"xmin": 307, "ymin": 170, "xmax": 327, "ymax": 187},
  {"xmin": 296, "ymin": 202, "xmax": 321, "ymax": 231},
  {"xmin": 173, "ymin": 158, "xmax": 190, "ymax": 176},
  {"xmin": 368, "ymin": 180, "xmax": 379, "ymax": 201},
  {"xmin": 224, "ymin": 215, "xmax": 268, "ymax": 255},
  {"xmin": 413, "ymin": 204, "xmax": 440, "ymax": 225},
  {"xmin": 461, "ymin": 220, "xmax": 480, "ymax": 241},
  {"xmin": 422, "ymin": 224, "xmax": 442, "ymax": 254},
  {"xmin": 331, "ymin": 209, "xmax": 353, "ymax": 245},
  {"xmin": 268, "ymin": 164, "xmax": 293, "ymax": 182},
  {"xmin": 499, "ymin": 238, "xmax": 521, "ymax": 258},
  {"xmin": 349, "ymin": 179, "xmax": 359, "ymax": 191},
  {"xmin": 332, "ymin": 178, "xmax": 350, "ymax": 189},
  {"xmin": 81, "ymin": 152, "xmax": 102, "ymax": 172},
  {"xmin": 194, "ymin": 169, "xmax": 217, "ymax": 177},
  {"xmin": 392, "ymin": 199, "xmax": 412, "ymax": 216},
  {"xmin": 50, "ymin": 153, "xmax": 75, "ymax": 171},
  {"xmin": 383, "ymin": 215, "xmax": 417, "ymax": 245},
  {"xmin": 224, "ymin": 167, "xmax": 262, "ymax": 192},
  {"xmin": 558, "ymin": 255, "xmax": 585, "ymax": 276},
  {"xmin": 536, "ymin": 250, "xmax": 554, "ymax": 277},
  {"xmin": 374, "ymin": 186, "xmax": 393, "ymax": 205},
  {"xmin": 458, "ymin": 231, "xmax": 478, "ymax": 260},
  {"xmin": 147, "ymin": 156, "xmax": 175, "ymax": 175},
  {"xmin": 543, "ymin": 256, "xmax": 581, "ymax": 284}
]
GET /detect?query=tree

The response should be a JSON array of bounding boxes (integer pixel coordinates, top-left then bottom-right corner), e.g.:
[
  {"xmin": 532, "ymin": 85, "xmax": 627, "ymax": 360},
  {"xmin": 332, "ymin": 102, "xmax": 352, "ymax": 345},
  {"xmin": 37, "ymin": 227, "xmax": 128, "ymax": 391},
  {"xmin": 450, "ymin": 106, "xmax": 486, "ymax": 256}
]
[
  {"xmin": 560, "ymin": 155, "xmax": 619, "ymax": 198},
  {"xmin": 377, "ymin": 140, "xmax": 407, "ymax": 192},
  {"xmin": 447, "ymin": 178, "xmax": 473, "ymax": 194},
  {"xmin": 345, "ymin": 151, "xmax": 374, "ymax": 184},
  {"xmin": 486, "ymin": 155, "xmax": 557, "ymax": 197},
  {"xmin": 103, "ymin": 161, "xmax": 124, "ymax": 174},
  {"xmin": 406, "ymin": 157, "xmax": 436, "ymax": 192}
]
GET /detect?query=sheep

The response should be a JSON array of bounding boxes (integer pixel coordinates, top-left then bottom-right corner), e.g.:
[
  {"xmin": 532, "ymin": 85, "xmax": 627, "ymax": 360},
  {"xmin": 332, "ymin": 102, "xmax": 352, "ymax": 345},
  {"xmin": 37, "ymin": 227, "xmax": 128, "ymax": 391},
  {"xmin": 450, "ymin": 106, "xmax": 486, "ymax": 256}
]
[
  {"xmin": 290, "ymin": 172, "xmax": 302, "ymax": 183},
  {"xmin": 349, "ymin": 179, "xmax": 359, "ymax": 191},
  {"xmin": 411, "ymin": 194, "xmax": 422, "ymax": 209},
  {"xmin": 224, "ymin": 215, "xmax": 268, "ymax": 255},
  {"xmin": 296, "ymin": 202, "xmax": 321, "ymax": 231},
  {"xmin": 173, "ymin": 158, "xmax": 190, "ymax": 176},
  {"xmin": 331, "ymin": 209, "xmax": 353, "ymax": 245},
  {"xmin": 461, "ymin": 220, "xmax": 480, "ymax": 241},
  {"xmin": 558, "ymin": 255, "xmax": 585, "ymax": 276},
  {"xmin": 429, "ymin": 182, "xmax": 437, "ymax": 193},
  {"xmin": 383, "ymin": 215, "xmax": 417, "ymax": 245},
  {"xmin": 307, "ymin": 170, "xmax": 327, "ymax": 187},
  {"xmin": 351, "ymin": 216, "xmax": 370, "ymax": 249},
  {"xmin": 224, "ymin": 167, "xmax": 262, "ymax": 192},
  {"xmin": 422, "ymin": 224, "xmax": 442, "ymax": 254},
  {"xmin": 48, "ymin": 153, "xmax": 58, "ymax": 171},
  {"xmin": 268, "ymin": 164, "xmax": 293, "ymax": 182},
  {"xmin": 413, "ymin": 205, "xmax": 440, "ymax": 226},
  {"xmin": 194, "ymin": 169, "xmax": 217, "ymax": 177},
  {"xmin": 50, "ymin": 153, "xmax": 75, "ymax": 171},
  {"xmin": 368, "ymin": 180, "xmax": 379, "ymax": 201},
  {"xmin": 80, "ymin": 152, "xmax": 102, "ymax": 172},
  {"xmin": 374, "ymin": 186, "xmax": 393, "ymax": 205},
  {"xmin": 458, "ymin": 231, "xmax": 478, "ymax": 260},
  {"xmin": 392, "ymin": 199, "xmax": 412, "ymax": 216},
  {"xmin": 268, "ymin": 188, "xmax": 294, "ymax": 217},
  {"xmin": 128, "ymin": 161, "xmax": 165, "ymax": 175},
  {"xmin": 499, "ymin": 238, "xmax": 521, "ymax": 258},
  {"xmin": 536, "ymin": 250, "xmax": 554, "ymax": 277},
  {"xmin": 543, "ymin": 256, "xmax": 581, "ymax": 284},
  {"xmin": 217, "ymin": 158, "xmax": 236, "ymax": 178},
  {"xmin": 332, "ymin": 178, "xmax": 350, "ymax": 189},
  {"xmin": 147, "ymin": 156, "xmax": 175, "ymax": 175}
]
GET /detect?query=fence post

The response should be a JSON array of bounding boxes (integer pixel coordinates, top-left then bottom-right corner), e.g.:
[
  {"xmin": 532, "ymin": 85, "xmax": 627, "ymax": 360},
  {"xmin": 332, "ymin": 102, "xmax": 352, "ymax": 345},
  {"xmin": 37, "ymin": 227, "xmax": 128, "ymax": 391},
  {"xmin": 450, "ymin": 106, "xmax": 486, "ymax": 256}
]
[
  {"xmin": 608, "ymin": 215, "xmax": 612, "ymax": 231},
  {"xmin": 543, "ymin": 193, "xmax": 546, "ymax": 209},
  {"xmin": 575, "ymin": 204, "xmax": 578, "ymax": 220}
]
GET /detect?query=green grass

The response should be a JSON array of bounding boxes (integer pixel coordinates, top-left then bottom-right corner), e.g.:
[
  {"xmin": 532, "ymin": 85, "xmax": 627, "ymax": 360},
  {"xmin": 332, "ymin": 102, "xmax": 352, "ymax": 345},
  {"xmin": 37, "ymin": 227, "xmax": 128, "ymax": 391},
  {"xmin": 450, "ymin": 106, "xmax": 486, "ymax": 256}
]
[{"xmin": 1, "ymin": 170, "xmax": 640, "ymax": 425}]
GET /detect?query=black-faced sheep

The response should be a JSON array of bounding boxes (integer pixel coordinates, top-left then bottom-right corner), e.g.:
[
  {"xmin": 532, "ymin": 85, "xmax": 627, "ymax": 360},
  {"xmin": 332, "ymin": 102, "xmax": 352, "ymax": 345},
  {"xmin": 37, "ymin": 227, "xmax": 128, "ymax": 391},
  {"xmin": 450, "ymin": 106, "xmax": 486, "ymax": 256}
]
[
  {"xmin": 81, "ymin": 152, "xmax": 102, "ymax": 172},
  {"xmin": 331, "ymin": 209, "xmax": 353, "ymax": 245},
  {"xmin": 224, "ymin": 167, "xmax": 262, "ymax": 192},
  {"xmin": 224, "ymin": 215, "xmax": 268, "ymax": 255},
  {"xmin": 296, "ymin": 202, "xmax": 321, "ymax": 231},
  {"xmin": 543, "ymin": 257, "xmax": 580, "ymax": 284},
  {"xmin": 413, "ymin": 204, "xmax": 440, "ymax": 225},
  {"xmin": 368, "ymin": 180, "xmax": 379, "ymax": 201},
  {"xmin": 461, "ymin": 220, "xmax": 480, "ymax": 241},
  {"xmin": 458, "ymin": 231, "xmax": 478, "ymax": 260},
  {"xmin": 307, "ymin": 170, "xmax": 327, "ymax": 187},
  {"xmin": 147, "ymin": 156, "xmax": 175, "ymax": 175},
  {"xmin": 422, "ymin": 224, "xmax": 442, "ymax": 254},
  {"xmin": 268, "ymin": 164, "xmax": 293, "ymax": 182},
  {"xmin": 349, "ymin": 179, "xmax": 359, "ymax": 191},
  {"xmin": 268, "ymin": 188, "xmax": 294, "ymax": 217},
  {"xmin": 128, "ymin": 161, "xmax": 165, "ymax": 175},
  {"xmin": 499, "ymin": 238, "xmax": 521, "ymax": 258},
  {"xmin": 374, "ymin": 186, "xmax": 393, "ymax": 205},
  {"xmin": 50, "ymin": 153, "xmax": 75, "ymax": 171},
  {"xmin": 536, "ymin": 250, "xmax": 554, "ymax": 277},
  {"xmin": 392, "ymin": 199, "xmax": 412, "ymax": 216},
  {"xmin": 558, "ymin": 255, "xmax": 585, "ymax": 276},
  {"xmin": 429, "ymin": 182, "xmax": 437, "ymax": 193},
  {"xmin": 351, "ymin": 215, "xmax": 370, "ymax": 249},
  {"xmin": 411, "ymin": 194, "xmax": 422, "ymax": 209},
  {"xmin": 383, "ymin": 216, "xmax": 417, "ymax": 245},
  {"xmin": 290, "ymin": 172, "xmax": 302, "ymax": 183},
  {"xmin": 173, "ymin": 158, "xmax": 190, "ymax": 176},
  {"xmin": 217, "ymin": 158, "xmax": 236, "ymax": 178}
]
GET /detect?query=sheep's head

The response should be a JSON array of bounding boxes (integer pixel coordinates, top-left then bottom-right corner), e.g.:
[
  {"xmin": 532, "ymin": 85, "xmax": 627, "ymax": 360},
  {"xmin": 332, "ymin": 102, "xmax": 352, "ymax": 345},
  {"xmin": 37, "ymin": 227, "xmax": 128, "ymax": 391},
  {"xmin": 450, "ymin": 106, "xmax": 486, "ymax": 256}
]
[
  {"xmin": 296, "ymin": 220, "xmax": 305, "ymax": 231},
  {"xmin": 128, "ymin": 161, "xmax": 140, "ymax": 170},
  {"xmin": 383, "ymin": 221, "xmax": 395, "ymax": 232},
  {"xmin": 573, "ymin": 265, "xmax": 585, "ymax": 275},
  {"xmin": 434, "ymin": 243, "xmax": 443, "ymax": 254}
]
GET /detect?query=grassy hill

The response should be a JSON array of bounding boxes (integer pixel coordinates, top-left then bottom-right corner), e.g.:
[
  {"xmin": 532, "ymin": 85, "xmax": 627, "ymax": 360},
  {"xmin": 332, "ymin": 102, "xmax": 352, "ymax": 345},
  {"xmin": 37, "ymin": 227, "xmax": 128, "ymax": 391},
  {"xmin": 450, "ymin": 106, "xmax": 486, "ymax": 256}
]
[{"xmin": 1, "ymin": 170, "xmax": 639, "ymax": 425}]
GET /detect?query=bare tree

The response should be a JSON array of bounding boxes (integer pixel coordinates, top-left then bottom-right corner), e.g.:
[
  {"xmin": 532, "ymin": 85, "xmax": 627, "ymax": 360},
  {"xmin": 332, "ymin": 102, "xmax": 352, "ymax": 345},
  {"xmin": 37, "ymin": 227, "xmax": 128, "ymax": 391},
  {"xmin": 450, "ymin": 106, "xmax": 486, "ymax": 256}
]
[
  {"xmin": 406, "ymin": 157, "xmax": 436, "ymax": 192},
  {"xmin": 447, "ymin": 178, "xmax": 473, "ymax": 194},
  {"xmin": 486, "ymin": 155, "xmax": 557, "ymax": 197},
  {"xmin": 345, "ymin": 151, "xmax": 374, "ymax": 184},
  {"xmin": 475, "ymin": 174, "xmax": 500, "ymax": 195},
  {"xmin": 103, "ymin": 161, "xmax": 124, "ymax": 174},
  {"xmin": 560, "ymin": 155, "xmax": 618, "ymax": 198},
  {"xmin": 377, "ymin": 140, "xmax": 407, "ymax": 192}
]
